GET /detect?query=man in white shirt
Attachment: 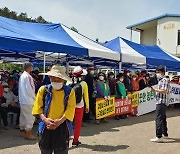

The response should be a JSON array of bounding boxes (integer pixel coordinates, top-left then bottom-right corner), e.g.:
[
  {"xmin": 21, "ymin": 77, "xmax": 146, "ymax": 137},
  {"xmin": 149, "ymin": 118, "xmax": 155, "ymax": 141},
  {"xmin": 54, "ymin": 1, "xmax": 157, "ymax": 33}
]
[{"xmin": 19, "ymin": 62, "xmax": 36, "ymax": 140}]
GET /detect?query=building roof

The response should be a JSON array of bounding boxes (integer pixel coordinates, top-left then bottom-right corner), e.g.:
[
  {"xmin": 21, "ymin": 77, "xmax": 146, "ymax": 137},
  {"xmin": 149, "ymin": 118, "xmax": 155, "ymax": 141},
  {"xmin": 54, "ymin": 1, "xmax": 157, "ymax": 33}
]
[{"xmin": 127, "ymin": 13, "xmax": 180, "ymax": 31}]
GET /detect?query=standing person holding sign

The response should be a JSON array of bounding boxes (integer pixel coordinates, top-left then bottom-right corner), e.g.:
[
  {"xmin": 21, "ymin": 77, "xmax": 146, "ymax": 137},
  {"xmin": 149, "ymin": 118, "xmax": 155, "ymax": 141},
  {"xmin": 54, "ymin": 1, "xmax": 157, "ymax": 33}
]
[
  {"xmin": 151, "ymin": 66, "xmax": 169, "ymax": 143},
  {"xmin": 115, "ymin": 73, "xmax": 127, "ymax": 120},
  {"xmin": 95, "ymin": 72, "xmax": 110, "ymax": 124}
]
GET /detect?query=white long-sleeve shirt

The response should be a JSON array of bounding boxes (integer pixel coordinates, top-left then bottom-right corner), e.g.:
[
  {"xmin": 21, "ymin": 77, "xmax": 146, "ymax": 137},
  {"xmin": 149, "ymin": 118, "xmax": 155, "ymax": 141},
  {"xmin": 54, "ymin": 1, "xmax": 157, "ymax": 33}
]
[{"xmin": 19, "ymin": 71, "xmax": 35, "ymax": 105}]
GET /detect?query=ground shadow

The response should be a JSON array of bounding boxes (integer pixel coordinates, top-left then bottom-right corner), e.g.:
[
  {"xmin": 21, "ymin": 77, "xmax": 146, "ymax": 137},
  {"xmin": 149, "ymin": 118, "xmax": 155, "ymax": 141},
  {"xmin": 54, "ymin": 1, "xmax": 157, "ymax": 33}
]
[
  {"xmin": 163, "ymin": 138, "xmax": 180, "ymax": 143},
  {"xmin": 69, "ymin": 144, "xmax": 129, "ymax": 152},
  {"xmin": 0, "ymin": 126, "xmax": 38, "ymax": 150},
  {"xmin": 80, "ymin": 108, "xmax": 180, "ymax": 137},
  {"xmin": 0, "ymin": 109, "xmax": 179, "ymax": 150}
]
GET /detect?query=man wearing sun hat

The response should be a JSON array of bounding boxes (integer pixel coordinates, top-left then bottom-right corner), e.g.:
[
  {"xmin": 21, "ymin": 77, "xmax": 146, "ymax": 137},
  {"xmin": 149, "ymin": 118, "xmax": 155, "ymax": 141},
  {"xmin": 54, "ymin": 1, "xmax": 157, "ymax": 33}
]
[{"xmin": 32, "ymin": 65, "xmax": 76, "ymax": 154}]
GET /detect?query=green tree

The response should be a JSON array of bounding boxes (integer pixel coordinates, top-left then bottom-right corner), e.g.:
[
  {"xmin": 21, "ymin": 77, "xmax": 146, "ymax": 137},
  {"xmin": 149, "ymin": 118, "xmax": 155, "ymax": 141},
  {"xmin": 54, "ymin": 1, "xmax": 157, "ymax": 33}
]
[{"xmin": 35, "ymin": 16, "xmax": 47, "ymax": 23}]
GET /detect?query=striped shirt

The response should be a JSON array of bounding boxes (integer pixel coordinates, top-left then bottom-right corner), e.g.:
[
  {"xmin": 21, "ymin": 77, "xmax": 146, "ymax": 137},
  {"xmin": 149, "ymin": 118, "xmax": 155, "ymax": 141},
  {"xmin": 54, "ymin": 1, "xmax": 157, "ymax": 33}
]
[{"xmin": 156, "ymin": 77, "xmax": 169, "ymax": 105}]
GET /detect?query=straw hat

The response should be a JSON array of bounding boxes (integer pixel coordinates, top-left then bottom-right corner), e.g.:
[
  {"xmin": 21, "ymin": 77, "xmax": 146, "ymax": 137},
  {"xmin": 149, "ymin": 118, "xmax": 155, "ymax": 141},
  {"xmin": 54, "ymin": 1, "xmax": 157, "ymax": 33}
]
[{"xmin": 40, "ymin": 65, "xmax": 72, "ymax": 82}]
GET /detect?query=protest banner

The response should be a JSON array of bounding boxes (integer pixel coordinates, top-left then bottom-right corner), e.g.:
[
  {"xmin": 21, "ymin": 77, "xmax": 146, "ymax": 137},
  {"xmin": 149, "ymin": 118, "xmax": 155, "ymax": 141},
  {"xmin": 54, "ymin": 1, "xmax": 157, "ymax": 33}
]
[
  {"xmin": 168, "ymin": 83, "xmax": 180, "ymax": 105},
  {"xmin": 96, "ymin": 97, "xmax": 115, "ymax": 119},
  {"xmin": 131, "ymin": 92, "xmax": 139, "ymax": 107},
  {"xmin": 114, "ymin": 98, "xmax": 132, "ymax": 116},
  {"xmin": 137, "ymin": 87, "xmax": 156, "ymax": 116}
]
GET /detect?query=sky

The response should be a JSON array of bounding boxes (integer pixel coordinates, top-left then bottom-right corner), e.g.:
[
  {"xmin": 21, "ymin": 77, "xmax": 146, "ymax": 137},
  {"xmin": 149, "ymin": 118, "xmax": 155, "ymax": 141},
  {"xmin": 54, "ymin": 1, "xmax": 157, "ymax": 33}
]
[{"xmin": 0, "ymin": 0, "xmax": 180, "ymax": 43}]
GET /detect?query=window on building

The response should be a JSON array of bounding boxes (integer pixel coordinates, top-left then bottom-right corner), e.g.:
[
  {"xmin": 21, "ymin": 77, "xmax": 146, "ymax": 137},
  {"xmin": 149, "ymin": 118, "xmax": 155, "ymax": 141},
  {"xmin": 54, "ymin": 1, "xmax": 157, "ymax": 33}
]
[{"xmin": 178, "ymin": 30, "xmax": 180, "ymax": 45}]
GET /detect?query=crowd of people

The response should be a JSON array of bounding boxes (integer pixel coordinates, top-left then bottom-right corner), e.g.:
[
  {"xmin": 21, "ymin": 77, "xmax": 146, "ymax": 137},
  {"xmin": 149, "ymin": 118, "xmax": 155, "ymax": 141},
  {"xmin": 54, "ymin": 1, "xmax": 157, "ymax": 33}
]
[{"xmin": 0, "ymin": 63, "xmax": 179, "ymax": 153}]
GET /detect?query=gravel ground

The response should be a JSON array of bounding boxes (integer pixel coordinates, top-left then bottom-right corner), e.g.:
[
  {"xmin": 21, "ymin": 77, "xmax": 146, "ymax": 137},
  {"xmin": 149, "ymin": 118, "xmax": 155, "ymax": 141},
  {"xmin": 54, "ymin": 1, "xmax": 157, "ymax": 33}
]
[{"xmin": 0, "ymin": 108, "xmax": 180, "ymax": 154}]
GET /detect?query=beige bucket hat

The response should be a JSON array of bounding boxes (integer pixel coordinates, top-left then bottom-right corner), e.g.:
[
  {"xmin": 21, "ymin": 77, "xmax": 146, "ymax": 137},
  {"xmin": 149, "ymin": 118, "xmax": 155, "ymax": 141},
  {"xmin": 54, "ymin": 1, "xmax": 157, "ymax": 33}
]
[{"xmin": 40, "ymin": 65, "xmax": 72, "ymax": 82}]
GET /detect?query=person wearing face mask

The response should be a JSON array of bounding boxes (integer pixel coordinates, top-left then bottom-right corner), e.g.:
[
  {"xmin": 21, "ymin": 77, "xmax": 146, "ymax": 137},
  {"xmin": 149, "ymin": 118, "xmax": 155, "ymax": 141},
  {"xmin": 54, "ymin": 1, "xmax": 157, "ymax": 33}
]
[
  {"xmin": 95, "ymin": 72, "xmax": 110, "ymax": 124},
  {"xmin": 138, "ymin": 70, "xmax": 148, "ymax": 90},
  {"xmin": 18, "ymin": 62, "xmax": 36, "ymax": 140},
  {"xmin": 149, "ymin": 73, "xmax": 158, "ymax": 86},
  {"xmin": 32, "ymin": 65, "xmax": 76, "ymax": 154},
  {"xmin": 123, "ymin": 69, "xmax": 133, "ymax": 93},
  {"xmin": 84, "ymin": 66, "xmax": 95, "ymax": 122},
  {"xmin": 131, "ymin": 74, "xmax": 139, "ymax": 92},
  {"xmin": 150, "ymin": 66, "xmax": 169, "ymax": 143},
  {"xmin": 116, "ymin": 73, "xmax": 127, "ymax": 98},
  {"xmin": 72, "ymin": 66, "xmax": 89, "ymax": 146},
  {"xmin": 108, "ymin": 72, "xmax": 116, "ymax": 96},
  {"xmin": 115, "ymin": 73, "xmax": 127, "ymax": 120},
  {"xmin": 0, "ymin": 83, "xmax": 20, "ymax": 129}
]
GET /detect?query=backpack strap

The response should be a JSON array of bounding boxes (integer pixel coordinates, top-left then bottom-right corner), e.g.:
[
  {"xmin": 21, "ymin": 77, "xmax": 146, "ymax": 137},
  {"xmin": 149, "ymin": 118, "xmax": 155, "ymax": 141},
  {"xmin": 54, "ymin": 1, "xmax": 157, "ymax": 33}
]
[
  {"xmin": 38, "ymin": 84, "xmax": 52, "ymax": 135},
  {"xmin": 63, "ymin": 85, "xmax": 72, "ymax": 111},
  {"xmin": 43, "ymin": 84, "xmax": 53, "ymax": 117},
  {"xmin": 63, "ymin": 85, "xmax": 73, "ymax": 136}
]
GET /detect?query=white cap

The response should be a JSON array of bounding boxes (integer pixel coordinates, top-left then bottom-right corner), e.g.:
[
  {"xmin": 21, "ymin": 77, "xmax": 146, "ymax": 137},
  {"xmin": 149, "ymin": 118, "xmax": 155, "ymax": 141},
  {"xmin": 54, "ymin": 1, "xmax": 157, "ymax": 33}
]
[{"xmin": 73, "ymin": 66, "xmax": 87, "ymax": 77}]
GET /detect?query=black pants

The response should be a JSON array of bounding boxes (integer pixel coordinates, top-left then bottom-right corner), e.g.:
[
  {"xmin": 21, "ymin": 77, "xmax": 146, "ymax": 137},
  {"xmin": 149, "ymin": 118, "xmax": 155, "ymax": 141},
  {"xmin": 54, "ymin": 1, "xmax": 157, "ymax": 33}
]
[
  {"xmin": 39, "ymin": 122, "xmax": 69, "ymax": 154},
  {"xmin": 83, "ymin": 96, "xmax": 96, "ymax": 121},
  {"xmin": 40, "ymin": 148, "xmax": 68, "ymax": 154},
  {"xmin": 156, "ymin": 104, "xmax": 168, "ymax": 138},
  {"xmin": 0, "ymin": 106, "xmax": 20, "ymax": 126}
]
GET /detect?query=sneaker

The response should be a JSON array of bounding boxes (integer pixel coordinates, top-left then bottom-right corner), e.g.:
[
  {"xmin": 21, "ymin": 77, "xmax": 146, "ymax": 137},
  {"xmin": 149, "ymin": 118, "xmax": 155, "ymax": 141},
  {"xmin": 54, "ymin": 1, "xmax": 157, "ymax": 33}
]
[
  {"xmin": 3, "ymin": 126, "xmax": 9, "ymax": 130},
  {"xmin": 101, "ymin": 118, "xmax": 108, "ymax": 123},
  {"xmin": 114, "ymin": 116, "xmax": 120, "ymax": 120},
  {"xmin": 150, "ymin": 137, "xmax": 163, "ymax": 143},
  {"xmin": 94, "ymin": 120, "xmax": 100, "ymax": 125},
  {"xmin": 162, "ymin": 135, "xmax": 169, "ymax": 139},
  {"xmin": 72, "ymin": 141, "xmax": 82, "ymax": 147},
  {"xmin": 15, "ymin": 125, "xmax": 20, "ymax": 129}
]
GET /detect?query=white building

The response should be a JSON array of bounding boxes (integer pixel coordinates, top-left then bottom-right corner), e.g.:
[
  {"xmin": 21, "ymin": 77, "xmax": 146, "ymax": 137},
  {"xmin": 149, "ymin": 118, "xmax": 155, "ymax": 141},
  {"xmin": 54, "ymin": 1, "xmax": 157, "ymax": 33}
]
[{"xmin": 127, "ymin": 14, "xmax": 180, "ymax": 58}]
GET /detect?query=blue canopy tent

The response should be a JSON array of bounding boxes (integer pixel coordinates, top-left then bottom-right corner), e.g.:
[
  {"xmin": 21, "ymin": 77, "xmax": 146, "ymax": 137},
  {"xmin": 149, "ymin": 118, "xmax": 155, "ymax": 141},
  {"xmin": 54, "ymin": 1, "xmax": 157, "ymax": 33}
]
[
  {"xmin": 0, "ymin": 16, "xmax": 120, "ymax": 67},
  {"xmin": 104, "ymin": 37, "xmax": 180, "ymax": 71}
]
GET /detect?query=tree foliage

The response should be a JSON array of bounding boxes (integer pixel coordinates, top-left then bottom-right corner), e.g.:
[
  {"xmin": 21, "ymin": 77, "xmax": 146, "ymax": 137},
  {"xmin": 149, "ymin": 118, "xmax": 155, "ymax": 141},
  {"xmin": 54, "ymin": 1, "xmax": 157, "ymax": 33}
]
[{"xmin": 0, "ymin": 7, "xmax": 48, "ymax": 23}]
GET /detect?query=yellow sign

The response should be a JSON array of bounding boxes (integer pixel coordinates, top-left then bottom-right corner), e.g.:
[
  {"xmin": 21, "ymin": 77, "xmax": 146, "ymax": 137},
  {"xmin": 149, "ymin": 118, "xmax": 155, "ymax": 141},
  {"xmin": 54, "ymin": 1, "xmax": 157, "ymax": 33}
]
[
  {"xmin": 131, "ymin": 92, "xmax": 139, "ymax": 107},
  {"xmin": 96, "ymin": 97, "xmax": 115, "ymax": 119}
]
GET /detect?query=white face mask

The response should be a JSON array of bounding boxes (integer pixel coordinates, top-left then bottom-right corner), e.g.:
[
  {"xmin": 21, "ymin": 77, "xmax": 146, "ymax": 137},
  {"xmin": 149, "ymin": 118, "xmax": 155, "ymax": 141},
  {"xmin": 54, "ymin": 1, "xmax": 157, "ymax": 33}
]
[
  {"xmin": 110, "ymin": 75, "xmax": 114, "ymax": 79},
  {"xmin": 133, "ymin": 78, "xmax": 136, "ymax": 80},
  {"xmin": 120, "ymin": 78, "xmax": 124, "ymax": 82},
  {"xmin": 90, "ymin": 71, "xmax": 95, "ymax": 75},
  {"xmin": 99, "ymin": 76, "xmax": 104, "ymax": 81},
  {"xmin": 51, "ymin": 82, "xmax": 63, "ymax": 90},
  {"xmin": 73, "ymin": 77, "xmax": 77, "ymax": 84},
  {"xmin": 156, "ymin": 73, "xmax": 162, "ymax": 79},
  {"xmin": 4, "ymin": 88, "xmax": 9, "ymax": 92},
  {"xmin": 127, "ymin": 73, "xmax": 130, "ymax": 76},
  {"xmin": 78, "ymin": 77, "xmax": 82, "ymax": 82}
]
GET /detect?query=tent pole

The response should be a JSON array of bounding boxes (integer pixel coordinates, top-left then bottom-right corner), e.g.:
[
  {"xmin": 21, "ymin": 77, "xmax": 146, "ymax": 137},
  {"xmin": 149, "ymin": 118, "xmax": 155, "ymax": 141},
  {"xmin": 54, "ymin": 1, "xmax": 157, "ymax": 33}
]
[
  {"xmin": 66, "ymin": 55, "xmax": 69, "ymax": 75},
  {"xmin": 130, "ymin": 28, "xmax": 133, "ymax": 41},
  {"xmin": 119, "ymin": 62, "xmax": 122, "ymax": 73},
  {"xmin": 43, "ymin": 52, "xmax": 46, "ymax": 79},
  {"xmin": 66, "ymin": 61, "xmax": 69, "ymax": 75},
  {"xmin": 114, "ymin": 67, "xmax": 116, "ymax": 78},
  {"xmin": 3, "ymin": 63, "xmax": 5, "ymax": 70}
]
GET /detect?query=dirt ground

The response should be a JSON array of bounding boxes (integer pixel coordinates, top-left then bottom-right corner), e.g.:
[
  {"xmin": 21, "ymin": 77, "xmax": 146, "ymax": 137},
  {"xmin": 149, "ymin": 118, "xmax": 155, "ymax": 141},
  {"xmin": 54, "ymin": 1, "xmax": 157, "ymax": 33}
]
[{"xmin": 0, "ymin": 108, "xmax": 180, "ymax": 154}]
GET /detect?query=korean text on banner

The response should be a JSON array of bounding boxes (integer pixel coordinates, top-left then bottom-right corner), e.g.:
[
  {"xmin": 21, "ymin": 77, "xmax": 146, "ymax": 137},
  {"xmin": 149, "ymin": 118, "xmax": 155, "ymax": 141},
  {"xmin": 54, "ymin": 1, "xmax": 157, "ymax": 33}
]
[
  {"xmin": 168, "ymin": 83, "xmax": 180, "ymax": 105},
  {"xmin": 114, "ymin": 98, "xmax": 132, "ymax": 116},
  {"xmin": 137, "ymin": 87, "xmax": 156, "ymax": 116},
  {"xmin": 96, "ymin": 97, "xmax": 115, "ymax": 119},
  {"xmin": 131, "ymin": 92, "xmax": 139, "ymax": 107}
]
